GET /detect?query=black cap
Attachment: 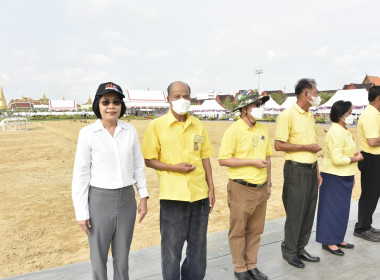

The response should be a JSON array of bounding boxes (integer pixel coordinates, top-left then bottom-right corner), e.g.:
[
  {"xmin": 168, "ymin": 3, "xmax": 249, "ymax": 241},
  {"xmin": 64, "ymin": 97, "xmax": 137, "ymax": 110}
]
[{"xmin": 95, "ymin": 82, "xmax": 125, "ymax": 99}]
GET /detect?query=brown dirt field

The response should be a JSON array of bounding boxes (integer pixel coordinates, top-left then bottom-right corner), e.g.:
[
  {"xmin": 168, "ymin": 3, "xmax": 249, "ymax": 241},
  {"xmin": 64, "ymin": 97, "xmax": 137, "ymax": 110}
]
[{"xmin": 0, "ymin": 120, "xmax": 362, "ymax": 277}]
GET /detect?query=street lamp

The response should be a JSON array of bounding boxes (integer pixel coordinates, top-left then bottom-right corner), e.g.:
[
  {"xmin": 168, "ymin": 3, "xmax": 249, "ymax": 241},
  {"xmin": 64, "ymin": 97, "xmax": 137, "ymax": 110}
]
[{"xmin": 255, "ymin": 69, "xmax": 263, "ymax": 93}]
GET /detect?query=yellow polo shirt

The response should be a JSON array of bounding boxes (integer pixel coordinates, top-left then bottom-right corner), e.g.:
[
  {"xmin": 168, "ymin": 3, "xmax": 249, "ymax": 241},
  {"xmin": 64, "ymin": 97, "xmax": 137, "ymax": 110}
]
[
  {"xmin": 218, "ymin": 119, "xmax": 272, "ymax": 184},
  {"xmin": 321, "ymin": 123, "xmax": 358, "ymax": 176},
  {"xmin": 142, "ymin": 111, "xmax": 214, "ymax": 202},
  {"xmin": 275, "ymin": 103, "xmax": 318, "ymax": 163},
  {"xmin": 358, "ymin": 104, "xmax": 380, "ymax": 155}
]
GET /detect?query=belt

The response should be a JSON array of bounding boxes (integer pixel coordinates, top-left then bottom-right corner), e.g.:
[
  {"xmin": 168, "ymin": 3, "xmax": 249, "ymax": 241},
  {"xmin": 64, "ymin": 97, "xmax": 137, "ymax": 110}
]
[
  {"xmin": 286, "ymin": 160, "xmax": 317, "ymax": 169},
  {"xmin": 233, "ymin": 179, "xmax": 266, "ymax": 188}
]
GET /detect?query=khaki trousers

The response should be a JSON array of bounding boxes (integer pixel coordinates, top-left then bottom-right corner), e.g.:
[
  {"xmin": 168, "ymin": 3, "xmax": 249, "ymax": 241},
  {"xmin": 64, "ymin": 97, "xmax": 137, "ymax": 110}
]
[{"xmin": 227, "ymin": 179, "xmax": 267, "ymax": 273}]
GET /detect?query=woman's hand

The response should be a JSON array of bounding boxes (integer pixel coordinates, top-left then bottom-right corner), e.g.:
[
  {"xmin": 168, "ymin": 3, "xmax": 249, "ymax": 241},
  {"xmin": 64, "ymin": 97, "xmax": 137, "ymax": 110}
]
[
  {"xmin": 138, "ymin": 198, "xmax": 148, "ymax": 223},
  {"xmin": 77, "ymin": 219, "xmax": 91, "ymax": 235}
]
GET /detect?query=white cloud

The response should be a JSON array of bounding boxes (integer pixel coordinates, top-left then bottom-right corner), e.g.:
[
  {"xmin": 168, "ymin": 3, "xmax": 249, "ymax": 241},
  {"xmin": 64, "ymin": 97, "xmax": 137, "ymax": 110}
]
[
  {"xmin": 109, "ymin": 44, "xmax": 139, "ymax": 58},
  {"xmin": 86, "ymin": 53, "xmax": 114, "ymax": 66},
  {"xmin": 146, "ymin": 49, "xmax": 170, "ymax": 58},
  {"xmin": 99, "ymin": 30, "xmax": 126, "ymax": 42},
  {"xmin": 332, "ymin": 54, "xmax": 358, "ymax": 68},
  {"xmin": 0, "ymin": 73, "xmax": 10, "ymax": 82},
  {"xmin": 266, "ymin": 50, "xmax": 287, "ymax": 60},
  {"xmin": 314, "ymin": 46, "xmax": 330, "ymax": 57}
]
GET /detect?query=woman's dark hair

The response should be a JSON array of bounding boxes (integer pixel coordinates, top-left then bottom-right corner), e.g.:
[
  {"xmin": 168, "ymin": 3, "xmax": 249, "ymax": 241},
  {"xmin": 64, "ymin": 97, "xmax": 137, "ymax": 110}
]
[
  {"xmin": 330, "ymin": 100, "xmax": 352, "ymax": 123},
  {"xmin": 92, "ymin": 97, "xmax": 126, "ymax": 119},
  {"xmin": 368, "ymin": 86, "xmax": 380, "ymax": 102},
  {"xmin": 294, "ymin": 78, "xmax": 316, "ymax": 96}
]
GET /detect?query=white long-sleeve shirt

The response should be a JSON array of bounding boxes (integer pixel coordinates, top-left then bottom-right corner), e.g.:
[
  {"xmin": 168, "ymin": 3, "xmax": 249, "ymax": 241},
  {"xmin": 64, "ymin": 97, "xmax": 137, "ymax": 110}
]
[{"xmin": 72, "ymin": 119, "xmax": 148, "ymax": 221}]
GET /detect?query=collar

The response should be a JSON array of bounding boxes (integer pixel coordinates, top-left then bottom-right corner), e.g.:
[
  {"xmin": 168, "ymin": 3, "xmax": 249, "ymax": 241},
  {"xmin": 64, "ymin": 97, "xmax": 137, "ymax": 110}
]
[
  {"xmin": 167, "ymin": 110, "xmax": 192, "ymax": 128},
  {"xmin": 331, "ymin": 122, "xmax": 347, "ymax": 131},
  {"xmin": 367, "ymin": 104, "xmax": 380, "ymax": 115},
  {"xmin": 91, "ymin": 119, "xmax": 128, "ymax": 132},
  {"xmin": 237, "ymin": 117, "xmax": 255, "ymax": 131},
  {"xmin": 293, "ymin": 103, "xmax": 311, "ymax": 116}
]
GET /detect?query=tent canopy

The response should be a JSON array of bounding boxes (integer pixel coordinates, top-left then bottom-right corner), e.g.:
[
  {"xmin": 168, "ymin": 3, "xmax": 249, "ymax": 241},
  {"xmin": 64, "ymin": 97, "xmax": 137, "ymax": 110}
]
[{"xmin": 317, "ymin": 89, "xmax": 368, "ymax": 114}]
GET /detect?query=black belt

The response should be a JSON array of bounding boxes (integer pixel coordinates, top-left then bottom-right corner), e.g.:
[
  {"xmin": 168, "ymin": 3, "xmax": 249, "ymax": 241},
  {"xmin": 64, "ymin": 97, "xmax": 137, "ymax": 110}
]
[
  {"xmin": 233, "ymin": 179, "xmax": 266, "ymax": 188},
  {"xmin": 286, "ymin": 160, "xmax": 317, "ymax": 169}
]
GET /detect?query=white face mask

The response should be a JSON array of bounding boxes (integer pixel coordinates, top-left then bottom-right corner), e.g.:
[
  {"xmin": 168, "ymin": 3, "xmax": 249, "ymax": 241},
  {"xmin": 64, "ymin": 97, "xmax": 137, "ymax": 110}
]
[
  {"xmin": 344, "ymin": 114, "xmax": 354, "ymax": 125},
  {"xmin": 250, "ymin": 107, "xmax": 265, "ymax": 120},
  {"xmin": 170, "ymin": 98, "xmax": 191, "ymax": 115},
  {"xmin": 307, "ymin": 93, "xmax": 321, "ymax": 107}
]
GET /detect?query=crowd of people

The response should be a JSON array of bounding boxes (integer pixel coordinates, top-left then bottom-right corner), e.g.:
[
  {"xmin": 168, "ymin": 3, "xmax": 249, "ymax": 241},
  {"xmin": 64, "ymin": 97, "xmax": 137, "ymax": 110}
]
[{"xmin": 71, "ymin": 80, "xmax": 380, "ymax": 280}]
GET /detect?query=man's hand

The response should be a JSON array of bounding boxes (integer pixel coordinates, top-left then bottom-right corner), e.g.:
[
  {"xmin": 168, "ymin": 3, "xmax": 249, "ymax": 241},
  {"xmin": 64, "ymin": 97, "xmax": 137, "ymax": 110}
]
[
  {"xmin": 208, "ymin": 188, "xmax": 215, "ymax": 213},
  {"xmin": 318, "ymin": 173, "xmax": 323, "ymax": 188},
  {"xmin": 77, "ymin": 219, "xmax": 91, "ymax": 235},
  {"xmin": 252, "ymin": 159, "xmax": 268, "ymax": 169},
  {"xmin": 138, "ymin": 198, "xmax": 148, "ymax": 223},
  {"xmin": 174, "ymin": 162, "xmax": 196, "ymax": 173},
  {"xmin": 305, "ymin": 143, "xmax": 322, "ymax": 153},
  {"xmin": 266, "ymin": 184, "xmax": 271, "ymax": 199}
]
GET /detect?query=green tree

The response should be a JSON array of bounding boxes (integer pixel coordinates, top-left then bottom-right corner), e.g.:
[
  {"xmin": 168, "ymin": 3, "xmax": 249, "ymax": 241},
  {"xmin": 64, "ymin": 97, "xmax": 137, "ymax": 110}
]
[
  {"xmin": 319, "ymin": 92, "xmax": 334, "ymax": 105},
  {"xmin": 270, "ymin": 93, "xmax": 287, "ymax": 105},
  {"xmin": 223, "ymin": 97, "xmax": 238, "ymax": 112}
]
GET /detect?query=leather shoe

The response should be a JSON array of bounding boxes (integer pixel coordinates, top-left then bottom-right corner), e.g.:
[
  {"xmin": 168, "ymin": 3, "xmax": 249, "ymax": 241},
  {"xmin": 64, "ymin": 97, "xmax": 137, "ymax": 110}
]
[
  {"xmin": 322, "ymin": 244, "xmax": 344, "ymax": 256},
  {"xmin": 370, "ymin": 227, "xmax": 380, "ymax": 234},
  {"xmin": 234, "ymin": 271, "xmax": 253, "ymax": 280},
  {"xmin": 283, "ymin": 255, "xmax": 305, "ymax": 268},
  {"xmin": 354, "ymin": 230, "xmax": 380, "ymax": 242},
  {"xmin": 297, "ymin": 251, "xmax": 320, "ymax": 262},
  {"xmin": 248, "ymin": 268, "xmax": 268, "ymax": 280},
  {"xmin": 337, "ymin": 243, "xmax": 354, "ymax": 249}
]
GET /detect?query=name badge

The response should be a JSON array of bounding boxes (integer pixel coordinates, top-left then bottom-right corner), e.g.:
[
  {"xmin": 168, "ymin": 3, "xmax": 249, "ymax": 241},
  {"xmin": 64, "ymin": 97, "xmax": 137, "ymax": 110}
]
[
  {"xmin": 252, "ymin": 135, "xmax": 259, "ymax": 147},
  {"xmin": 194, "ymin": 135, "xmax": 205, "ymax": 150}
]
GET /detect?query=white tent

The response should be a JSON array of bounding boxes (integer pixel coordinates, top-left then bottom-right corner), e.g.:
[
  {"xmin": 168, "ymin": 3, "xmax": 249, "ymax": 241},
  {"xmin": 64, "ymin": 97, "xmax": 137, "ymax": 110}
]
[
  {"xmin": 125, "ymin": 90, "xmax": 169, "ymax": 108},
  {"xmin": 317, "ymin": 89, "xmax": 368, "ymax": 115},
  {"xmin": 49, "ymin": 100, "xmax": 76, "ymax": 111},
  {"xmin": 191, "ymin": 99, "xmax": 228, "ymax": 118},
  {"xmin": 280, "ymin": 96, "xmax": 297, "ymax": 109},
  {"xmin": 264, "ymin": 96, "xmax": 281, "ymax": 115}
]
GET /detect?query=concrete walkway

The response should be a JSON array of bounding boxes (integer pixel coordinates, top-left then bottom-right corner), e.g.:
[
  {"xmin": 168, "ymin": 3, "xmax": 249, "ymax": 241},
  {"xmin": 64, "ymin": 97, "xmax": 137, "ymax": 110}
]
[{"xmin": 4, "ymin": 201, "xmax": 380, "ymax": 280}]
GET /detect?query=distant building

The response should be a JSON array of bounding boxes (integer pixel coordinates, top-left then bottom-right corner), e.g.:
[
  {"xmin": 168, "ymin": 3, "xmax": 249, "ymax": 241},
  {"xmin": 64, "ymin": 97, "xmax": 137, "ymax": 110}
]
[
  {"xmin": 362, "ymin": 74, "xmax": 380, "ymax": 86},
  {"xmin": 9, "ymin": 101, "xmax": 34, "ymax": 111},
  {"xmin": 342, "ymin": 83, "xmax": 372, "ymax": 91},
  {"xmin": 80, "ymin": 96, "xmax": 93, "ymax": 110},
  {"xmin": 196, "ymin": 90, "xmax": 220, "ymax": 100},
  {"xmin": 0, "ymin": 84, "xmax": 7, "ymax": 109},
  {"xmin": 215, "ymin": 94, "xmax": 235, "ymax": 104},
  {"xmin": 261, "ymin": 90, "xmax": 284, "ymax": 96}
]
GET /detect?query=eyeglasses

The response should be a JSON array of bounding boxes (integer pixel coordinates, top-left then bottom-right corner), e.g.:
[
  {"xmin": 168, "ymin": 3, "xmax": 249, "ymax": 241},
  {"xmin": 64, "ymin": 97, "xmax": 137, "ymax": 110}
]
[{"xmin": 100, "ymin": 100, "xmax": 122, "ymax": 106}]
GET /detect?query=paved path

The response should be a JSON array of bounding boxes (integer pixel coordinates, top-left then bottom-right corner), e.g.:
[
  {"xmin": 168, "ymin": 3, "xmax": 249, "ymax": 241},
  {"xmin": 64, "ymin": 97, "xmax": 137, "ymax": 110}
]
[{"xmin": 4, "ymin": 201, "xmax": 380, "ymax": 280}]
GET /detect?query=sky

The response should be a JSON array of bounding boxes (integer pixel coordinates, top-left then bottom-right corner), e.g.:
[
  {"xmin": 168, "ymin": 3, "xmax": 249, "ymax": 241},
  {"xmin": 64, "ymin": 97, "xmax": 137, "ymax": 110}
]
[{"xmin": 1, "ymin": 0, "xmax": 380, "ymax": 103}]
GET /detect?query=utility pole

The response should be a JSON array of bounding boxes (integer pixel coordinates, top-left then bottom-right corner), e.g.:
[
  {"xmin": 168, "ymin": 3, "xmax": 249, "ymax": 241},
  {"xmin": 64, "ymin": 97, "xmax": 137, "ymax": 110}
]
[{"xmin": 255, "ymin": 69, "xmax": 263, "ymax": 94}]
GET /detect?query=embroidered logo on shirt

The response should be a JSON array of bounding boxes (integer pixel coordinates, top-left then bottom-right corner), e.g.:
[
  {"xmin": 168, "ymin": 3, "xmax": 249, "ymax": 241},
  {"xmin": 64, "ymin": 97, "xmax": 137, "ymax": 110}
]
[{"xmin": 261, "ymin": 135, "xmax": 265, "ymax": 140}]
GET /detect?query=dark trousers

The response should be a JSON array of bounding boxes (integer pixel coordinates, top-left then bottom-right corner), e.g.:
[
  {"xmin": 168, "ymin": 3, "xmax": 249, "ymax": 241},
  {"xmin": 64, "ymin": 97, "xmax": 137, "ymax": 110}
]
[
  {"xmin": 160, "ymin": 198, "xmax": 210, "ymax": 280},
  {"xmin": 355, "ymin": 152, "xmax": 380, "ymax": 233},
  {"xmin": 281, "ymin": 161, "xmax": 318, "ymax": 257}
]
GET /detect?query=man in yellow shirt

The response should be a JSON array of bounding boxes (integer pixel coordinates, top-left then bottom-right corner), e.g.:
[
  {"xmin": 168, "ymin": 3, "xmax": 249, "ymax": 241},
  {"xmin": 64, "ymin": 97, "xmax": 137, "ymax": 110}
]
[
  {"xmin": 142, "ymin": 81, "xmax": 215, "ymax": 280},
  {"xmin": 274, "ymin": 78, "xmax": 322, "ymax": 268},
  {"xmin": 354, "ymin": 86, "xmax": 380, "ymax": 242},
  {"xmin": 219, "ymin": 90, "xmax": 272, "ymax": 280}
]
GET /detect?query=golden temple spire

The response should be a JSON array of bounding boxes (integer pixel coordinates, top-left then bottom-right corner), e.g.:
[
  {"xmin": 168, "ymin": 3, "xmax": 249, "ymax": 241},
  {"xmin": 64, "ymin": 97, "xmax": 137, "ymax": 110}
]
[{"xmin": 0, "ymin": 83, "xmax": 8, "ymax": 109}]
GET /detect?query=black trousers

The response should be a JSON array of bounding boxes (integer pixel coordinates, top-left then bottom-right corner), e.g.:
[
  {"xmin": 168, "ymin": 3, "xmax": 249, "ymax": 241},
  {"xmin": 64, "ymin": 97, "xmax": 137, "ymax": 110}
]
[
  {"xmin": 355, "ymin": 152, "xmax": 380, "ymax": 233},
  {"xmin": 160, "ymin": 198, "xmax": 210, "ymax": 280},
  {"xmin": 281, "ymin": 161, "xmax": 318, "ymax": 257}
]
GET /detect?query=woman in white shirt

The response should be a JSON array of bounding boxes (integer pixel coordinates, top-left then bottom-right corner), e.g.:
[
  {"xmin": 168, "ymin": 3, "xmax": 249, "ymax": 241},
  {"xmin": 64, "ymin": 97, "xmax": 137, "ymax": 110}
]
[{"xmin": 72, "ymin": 82, "xmax": 148, "ymax": 280}]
